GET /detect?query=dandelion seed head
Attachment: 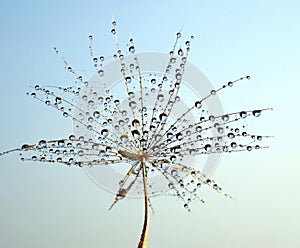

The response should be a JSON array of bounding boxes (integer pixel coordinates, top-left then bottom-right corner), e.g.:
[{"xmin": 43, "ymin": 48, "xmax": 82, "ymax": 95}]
[{"xmin": 0, "ymin": 22, "xmax": 272, "ymax": 213}]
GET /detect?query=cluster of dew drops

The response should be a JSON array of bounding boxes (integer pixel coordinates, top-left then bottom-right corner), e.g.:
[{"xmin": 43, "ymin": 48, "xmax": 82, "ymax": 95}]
[{"xmin": 0, "ymin": 20, "xmax": 271, "ymax": 211}]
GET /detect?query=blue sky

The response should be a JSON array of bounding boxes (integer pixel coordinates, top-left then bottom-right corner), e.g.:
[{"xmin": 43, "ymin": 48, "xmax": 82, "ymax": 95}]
[{"xmin": 0, "ymin": 1, "xmax": 299, "ymax": 247}]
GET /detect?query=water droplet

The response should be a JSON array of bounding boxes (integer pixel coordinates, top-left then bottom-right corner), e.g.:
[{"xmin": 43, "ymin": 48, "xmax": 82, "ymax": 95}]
[
  {"xmin": 257, "ymin": 136, "xmax": 262, "ymax": 141},
  {"xmin": 176, "ymin": 32, "xmax": 181, "ymax": 38},
  {"xmin": 58, "ymin": 140, "xmax": 65, "ymax": 148},
  {"xmin": 239, "ymin": 111, "xmax": 247, "ymax": 118},
  {"xmin": 176, "ymin": 132, "xmax": 183, "ymax": 141},
  {"xmin": 162, "ymin": 162, "xmax": 169, "ymax": 171},
  {"xmin": 228, "ymin": 81, "xmax": 233, "ymax": 87},
  {"xmin": 178, "ymin": 48, "xmax": 184, "ymax": 56},
  {"xmin": 38, "ymin": 140, "xmax": 47, "ymax": 148},
  {"xmin": 195, "ymin": 101, "xmax": 202, "ymax": 109},
  {"xmin": 132, "ymin": 119, "xmax": 140, "ymax": 127},
  {"xmin": 128, "ymin": 92, "xmax": 135, "ymax": 98},
  {"xmin": 247, "ymin": 146, "xmax": 252, "ymax": 151},
  {"xmin": 131, "ymin": 130, "xmax": 141, "ymax": 140},
  {"xmin": 55, "ymin": 97, "xmax": 62, "ymax": 104},
  {"xmin": 101, "ymin": 129, "xmax": 109, "ymax": 137},
  {"xmin": 129, "ymin": 46, "xmax": 135, "ymax": 53},
  {"xmin": 21, "ymin": 144, "xmax": 30, "ymax": 150},
  {"xmin": 171, "ymin": 169, "xmax": 178, "ymax": 177},
  {"xmin": 129, "ymin": 101, "xmax": 137, "ymax": 109},
  {"xmin": 98, "ymin": 69, "xmax": 104, "ymax": 77},
  {"xmin": 217, "ymin": 127, "xmax": 224, "ymax": 134},
  {"xmin": 246, "ymin": 75, "xmax": 251, "ymax": 80},
  {"xmin": 157, "ymin": 94, "xmax": 164, "ymax": 102},
  {"xmin": 92, "ymin": 111, "xmax": 100, "ymax": 119},
  {"xmin": 227, "ymin": 133, "xmax": 235, "ymax": 139},
  {"xmin": 209, "ymin": 115, "xmax": 215, "ymax": 122},
  {"xmin": 252, "ymin": 110, "xmax": 261, "ymax": 117},
  {"xmin": 211, "ymin": 90, "xmax": 216, "ymax": 95},
  {"xmin": 151, "ymin": 78, "xmax": 156, "ymax": 84},
  {"xmin": 120, "ymin": 135, "xmax": 128, "ymax": 143},
  {"xmin": 196, "ymin": 126, "xmax": 202, "ymax": 133},
  {"xmin": 231, "ymin": 142, "xmax": 237, "ymax": 149},
  {"xmin": 125, "ymin": 76, "xmax": 132, "ymax": 83},
  {"xmin": 204, "ymin": 144, "xmax": 212, "ymax": 153},
  {"xmin": 111, "ymin": 28, "xmax": 116, "ymax": 34},
  {"xmin": 170, "ymin": 156, "xmax": 177, "ymax": 163},
  {"xmin": 159, "ymin": 113, "xmax": 167, "ymax": 123}
]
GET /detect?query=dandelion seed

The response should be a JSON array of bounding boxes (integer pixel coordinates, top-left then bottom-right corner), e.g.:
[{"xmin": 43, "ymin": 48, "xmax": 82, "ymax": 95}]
[{"xmin": 0, "ymin": 20, "xmax": 272, "ymax": 248}]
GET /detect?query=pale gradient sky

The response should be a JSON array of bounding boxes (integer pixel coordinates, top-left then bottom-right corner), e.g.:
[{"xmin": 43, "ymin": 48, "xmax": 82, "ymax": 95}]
[{"xmin": 0, "ymin": 1, "xmax": 299, "ymax": 247}]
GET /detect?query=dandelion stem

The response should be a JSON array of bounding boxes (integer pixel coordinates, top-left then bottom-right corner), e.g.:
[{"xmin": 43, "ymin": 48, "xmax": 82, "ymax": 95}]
[{"xmin": 138, "ymin": 159, "xmax": 149, "ymax": 248}]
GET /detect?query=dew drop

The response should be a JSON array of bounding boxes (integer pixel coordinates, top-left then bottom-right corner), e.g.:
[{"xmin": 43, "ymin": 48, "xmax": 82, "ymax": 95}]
[
  {"xmin": 98, "ymin": 69, "xmax": 104, "ymax": 77},
  {"xmin": 239, "ymin": 111, "xmax": 247, "ymax": 118},
  {"xmin": 55, "ymin": 97, "xmax": 62, "ymax": 104},
  {"xmin": 132, "ymin": 119, "xmax": 140, "ymax": 127},
  {"xmin": 101, "ymin": 129, "xmax": 109, "ymax": 137},
  {"xmin": 231, "ymin": 142, "xmax": 237, "ymax": 149},
  {"xmin": 131, "ymin": 130, "xmax": 141, "ymax": 140},
  {"xmin": 129, "ymin": 46, "xmax": 135, "ymax": 53},
  {"xmin": 176, "ymin": 132, "xmax": 183, "ymax": 141},
  {"xmin": 247, "ymin": 146, "xmax": 252, "ymax": 151},
  {"xmin": 157, "ymin": 94, "xmax": 164, "ymax": 102},
  {"xmin": 125, "ymin": 76, "xmax": 132, "ymax": 83},
  {"xmin": 162, "ymin": 163, "xmax": 169, "ymax": 171},
  {"xmin": 129, "ymin": 101, "xmax": 137, "ymax": 109},
  {"xmin": 227, "ymin": 133, "xmax": 235, "ymax": 139},
  {"xmin": 58, "ymin": 140, "xmax": 65, "ymax": 148},
  {"xmin": 120, "ymin": 135, "xmax": 129, "ymax": 143},
  {"xmin": 170, "ymin": 155, "xmax": 177, "ymax": 163},
  {"xmin": 211, "ymin": 90, "xmax": 216, "ymax": 95},
  {"xmin": 178, "ymin": 48, "xmax": 184, "ymax": 56},
  {"xmin": 21, "ymin": 144, "xmax": 30, "ymax": 150},
  {"xmin": 195, "ymin": 101, "xmax": 202, "ymax": 109},
  {"xmin": 252, "ymin": 110, "xmax": 261, "ymax": 117},
  {"xmin": 159, "ymin": 113, "xmax": 167, "ymax": 123},
  {"xmin": 92, "ymin": 111, "xmax": 100, "ymax": 119},
  {"xmin": 209, "ymin": 115, "xmax": 215, "ymax": 122},
  {"xmin": 204, "ymin": 144, "xmax": 212, "ymax": 153}
]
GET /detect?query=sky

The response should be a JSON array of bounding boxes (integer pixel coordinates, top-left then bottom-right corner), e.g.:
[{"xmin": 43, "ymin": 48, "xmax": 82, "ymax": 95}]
[{"xmin": 0, "ymin": 0, "xmax": 299, "ymax": 247}]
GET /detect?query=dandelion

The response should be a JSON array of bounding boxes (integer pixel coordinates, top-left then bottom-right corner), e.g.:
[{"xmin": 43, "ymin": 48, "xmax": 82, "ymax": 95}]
[{"xmin": 0, "ymin": 20, "xmax": 272, "ymax": 248}]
